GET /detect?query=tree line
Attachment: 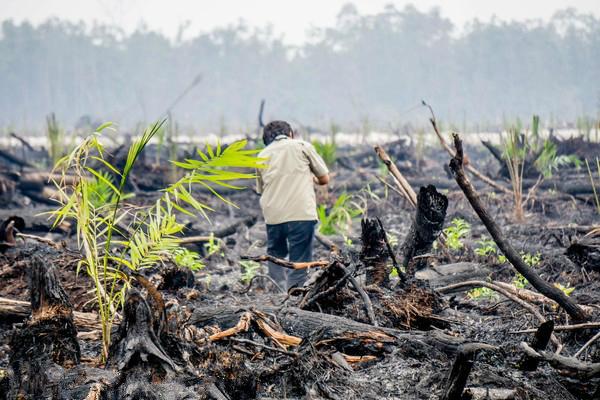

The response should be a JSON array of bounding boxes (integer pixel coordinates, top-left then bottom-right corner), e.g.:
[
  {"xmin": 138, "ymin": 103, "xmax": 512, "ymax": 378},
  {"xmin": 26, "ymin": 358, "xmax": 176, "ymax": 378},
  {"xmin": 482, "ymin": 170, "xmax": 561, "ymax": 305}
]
[{"xmin": 0, "ymin": 4, "xmax": 599, "ymax": 132}]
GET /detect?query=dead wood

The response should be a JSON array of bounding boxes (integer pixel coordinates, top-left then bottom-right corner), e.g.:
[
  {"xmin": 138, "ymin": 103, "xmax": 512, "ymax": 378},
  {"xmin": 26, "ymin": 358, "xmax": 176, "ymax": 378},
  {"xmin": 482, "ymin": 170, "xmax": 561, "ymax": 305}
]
[
  {"xmin": 423, "ymin": 101, "xmax": 512, "ymax": 195},
  {"xmin": 519, "ymin": 320, "xmax": 555, "ymax": 371},
  {"xmin": 400, "ymin": 185, "xmax": 448, "ymax": 277},
  {"xmin": 188, "ymin": 304, "xmax": 474, "ymax": 355},
  {"xmin": 574, "ymin": 330, "xmax": 600, "ymax": 359},
  {"xmin": 566, "ymin": 236, "xmax": 600, "ymax": 271},
  {"xmin": 0, "ymin": 147, "xmax": 34, "ymax": 168},
  {"xmin": 0, "ymin": 208, "xmax": 70, "ymax": 233},
  {"xmin": 374, "ymin": 144, "xmax": 417, "ymax": 206},
  {"xmin": 9, "ymin": 132, "xmax": 35, "ymax": 151},
  {"xmin": 448, "ymin": 133, "xmax": 588, "ymax": 322},
  {"xmin": 519, "ymin": 342, "xmax": 600, "ymax": 378},
  {"xmin": 7, "ymin": 255, "xmax": 80, "ymax": 399},
  {"xmin": 103, "ymin": 289, "xmax": 214, "ymax": 399},
  {"xmin": 360, "ymin": 218, "xmax": 391, "ymax": 286},
  {"xmin": 315, "ymin": 230, "xmax": 339, "ymax": 251},
  {"xmin": 437, "ymin": 280, "xmax": 561, "ymax": 348},
  {"xmin": 511, "ymin": 322, "xmax": 600, "ymax": 334},
  {"xmin": 107, "ymin": 289, "xmax": 176, "ymax": 373},
  {"xmin": 464, "ymin": 388, "xmax": 517, "ymax": 400},
  {"xmin": 416, "ymin": 262, "xmax": 491, "ymax": 288},
  {"xmin": 348, "ymin": 274, "xmax": 378, "ymax": 326},
  {"xmin": 441, "ymin": 343, "xmax": 498, "ymax": 400},
  {"xmin": 0, "ymin": 296, "xmax": 100, "ymax": 330},
  {"xmin": 242, "ymin": 254, "xmax": 329, "ymax": 270}
]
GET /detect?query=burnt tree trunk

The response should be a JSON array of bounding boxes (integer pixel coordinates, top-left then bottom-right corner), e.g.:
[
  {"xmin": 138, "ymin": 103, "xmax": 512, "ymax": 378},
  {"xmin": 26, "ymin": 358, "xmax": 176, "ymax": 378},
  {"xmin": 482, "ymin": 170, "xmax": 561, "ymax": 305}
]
[
  {"xmin": 519, "ymin": 320, "xmax": 555, "ymax": 371},
  {"xmin": 361, "ymin": 218, "xmax": 391, "ymax": 286},
  {"xmin": 103, "ymin": 289, "xmax": 214, "ymax": 400},
  {"xmin": 441, "ymin": 344, "xmax": 496, "ymax": 400},
  {"xmin": 8, "ymin": 255, "xmax": 80, "ymax": 399},
  {"xmin": 400, "ymin": 185, "xmax": 448, "ymax": 277}
]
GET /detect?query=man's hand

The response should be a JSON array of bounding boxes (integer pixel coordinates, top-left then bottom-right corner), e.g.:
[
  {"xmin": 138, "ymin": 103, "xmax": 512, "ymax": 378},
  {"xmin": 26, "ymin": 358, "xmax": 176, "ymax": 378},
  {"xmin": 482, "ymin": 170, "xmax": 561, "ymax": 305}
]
[{"xmin": 314, "ymin": 174, "xmax": 330, "ymax": 185}]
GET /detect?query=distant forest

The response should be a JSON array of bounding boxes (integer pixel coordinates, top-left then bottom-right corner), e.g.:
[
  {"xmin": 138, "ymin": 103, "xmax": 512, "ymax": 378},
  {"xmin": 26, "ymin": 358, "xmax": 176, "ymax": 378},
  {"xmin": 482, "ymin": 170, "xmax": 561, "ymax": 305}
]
[{"xmin": 1, "ymin": 4, "xmax": 599, "ymax": 131}]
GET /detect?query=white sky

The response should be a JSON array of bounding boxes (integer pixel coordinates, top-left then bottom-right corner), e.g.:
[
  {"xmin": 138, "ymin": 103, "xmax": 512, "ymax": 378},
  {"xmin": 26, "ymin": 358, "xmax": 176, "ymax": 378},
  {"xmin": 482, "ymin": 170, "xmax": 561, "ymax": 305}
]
[{"xmin": 2, "ymin": 0, "xmax": 600, "ymax": 44}]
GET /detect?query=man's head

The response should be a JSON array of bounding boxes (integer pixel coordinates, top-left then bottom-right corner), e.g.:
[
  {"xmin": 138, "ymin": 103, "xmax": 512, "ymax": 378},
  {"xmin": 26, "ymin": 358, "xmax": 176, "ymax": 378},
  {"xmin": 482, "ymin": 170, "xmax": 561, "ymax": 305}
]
[{"xmin": 263, "ymin": 120, "xmax": 292, "ymax": 146}]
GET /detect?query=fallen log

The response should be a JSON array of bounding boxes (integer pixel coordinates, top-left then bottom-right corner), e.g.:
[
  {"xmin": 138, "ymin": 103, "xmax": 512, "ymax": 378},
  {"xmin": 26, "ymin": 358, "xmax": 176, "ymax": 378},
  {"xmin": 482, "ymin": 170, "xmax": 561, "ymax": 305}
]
[
  {"xmin": 448, "ymin": 133, "xmax": 588, "ymax": 322},
  {"xmin": 188, "ymin": 304, "xmax": 474, "ymax": 355},
  {"xmin": 0, "ymin": 296, "xmax": 100, "ymax": 330},
  {"xmin": 0, "ymin": 208, "xmax": 70, "ymax": 233},
  {"xmin": 0, "ymin": 147, "xmax": 34, "ymax": 168}
]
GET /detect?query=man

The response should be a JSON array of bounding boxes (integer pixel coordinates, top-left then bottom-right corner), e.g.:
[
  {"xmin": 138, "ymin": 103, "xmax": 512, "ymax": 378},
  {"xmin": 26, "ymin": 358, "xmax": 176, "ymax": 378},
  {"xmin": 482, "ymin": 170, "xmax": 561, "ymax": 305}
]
[{"xmin": 256, "ymin": 120, "xmax": 330, "ymax": 289}]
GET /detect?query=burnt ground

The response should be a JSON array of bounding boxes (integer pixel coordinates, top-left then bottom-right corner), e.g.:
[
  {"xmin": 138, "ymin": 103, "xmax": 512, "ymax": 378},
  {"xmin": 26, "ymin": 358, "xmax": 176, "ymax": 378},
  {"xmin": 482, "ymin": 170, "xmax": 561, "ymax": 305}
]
[{"xmin": 0, "ymin": 136, "xmax": 599, "ymax": 399}]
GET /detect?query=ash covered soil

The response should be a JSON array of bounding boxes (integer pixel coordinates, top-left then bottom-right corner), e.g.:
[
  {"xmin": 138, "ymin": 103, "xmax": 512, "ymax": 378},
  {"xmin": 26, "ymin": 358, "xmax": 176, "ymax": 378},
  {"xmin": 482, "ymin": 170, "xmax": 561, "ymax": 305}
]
[{"xmin": 1, "ymin": 138, "xmax": 599, "ymax": 399}]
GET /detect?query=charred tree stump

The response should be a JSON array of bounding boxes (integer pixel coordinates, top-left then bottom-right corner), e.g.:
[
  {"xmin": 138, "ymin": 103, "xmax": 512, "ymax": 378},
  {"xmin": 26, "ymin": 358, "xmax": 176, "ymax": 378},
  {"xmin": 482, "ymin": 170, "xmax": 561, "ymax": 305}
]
[
  {"xmin": 361, "ymin": 218, "xmax": 391, "ymax": 286},
  {"xmin": 107, "ymin": 289, "xmax": 177, "ymax": 373},
  {"xmin": 442, "ymin": 343, "xmax": 496, "ymax": 400},
  {"xmin": 449, "ymin": 133, "xmax": 588, "ymax": 322},
  {"xmin": 104, "ymin": 289, "xmax": 228, "ymax": 399},
  {"xmin": 8, "ymin": 255, "xmax": 80, "ymax": 399},
  {"xmin": 400, "ymin": 185, "xmax": 448, "ymax": 278},
  {"xmin": 519, "ymin": 320, "xmax": 554, "ymax": 371}
]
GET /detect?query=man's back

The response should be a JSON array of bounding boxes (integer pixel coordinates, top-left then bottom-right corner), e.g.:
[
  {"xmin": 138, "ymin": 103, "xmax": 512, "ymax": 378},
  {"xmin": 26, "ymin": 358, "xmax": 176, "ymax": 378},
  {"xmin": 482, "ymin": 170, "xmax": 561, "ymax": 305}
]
[{"xmin": 257, "ymin": 136, "xmax": 328, "ymax": 225}]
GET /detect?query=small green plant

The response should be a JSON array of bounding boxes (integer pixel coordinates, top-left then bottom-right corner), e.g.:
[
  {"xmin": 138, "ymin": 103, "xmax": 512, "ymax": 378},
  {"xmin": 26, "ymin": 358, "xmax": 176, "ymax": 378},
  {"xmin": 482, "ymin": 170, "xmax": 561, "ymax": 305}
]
[
  {"xmin": 522, "ymin": 251, "xmax": 541, "ymax": 267},
  {"xmin": 203, "ymin": 232, "xmax": 223, "ymax": 257},
  {"xmin": 467, "ymin": 286, "xmax": 497, "ymax": 300},
  {"xmin": 443, "ymin": 218, "xmax": 471, "ymax": 250},
  {"xmin": 513, "ymin": 273, "xmax": 528, "ymax": 289},
  {"xmin": 51, "ymin": 121, "xmax": 265, "ymax": 358},
  {"xmin": 554, "ymin": 282, "xmax": 575, "ymax": 296},
  {"xmin": 386, "ymin": 232, "xmax": 399, "ymax": 248},
  {"xmin": 535, "ymin": 139, "xmax": 581, "ymax": 178},
  {"xmin": 474, "ymin": 238, "xmax": 497, "ymax": 257},
  {"xmin": 318, "ymin": 192, "xmax": 365, "ymax": 236},
  {"xmin": 240, "ymin": 260, "xmax": 261, "ymax": 284},
  {"xmin": 47, "ymin": 113, "xmax": 67, "ymax": 166},
  {"xmin": 502, "ymin": 124, "xmax": 527, "ymax": 222},
  {"xmin": 173, "ymin": 248, "xmax": 204, "ymax": 271},
  {"xmin": 312, "ymin": 139, "xmax": 337, "ymax": 168}
]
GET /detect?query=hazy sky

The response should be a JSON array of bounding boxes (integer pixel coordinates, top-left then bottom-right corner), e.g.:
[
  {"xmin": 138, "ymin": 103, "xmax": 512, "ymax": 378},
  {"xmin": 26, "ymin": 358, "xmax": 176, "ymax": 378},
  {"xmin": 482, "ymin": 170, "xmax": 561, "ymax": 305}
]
[{"xmin": 3, "ymin": 0, "xmax": 600, "ymax": 44}]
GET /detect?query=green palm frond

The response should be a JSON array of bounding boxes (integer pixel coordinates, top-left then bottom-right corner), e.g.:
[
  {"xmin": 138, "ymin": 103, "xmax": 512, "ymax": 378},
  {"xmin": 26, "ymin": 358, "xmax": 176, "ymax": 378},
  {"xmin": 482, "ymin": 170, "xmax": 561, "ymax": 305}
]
[{"xmin": 167, "ymin": 139, "xmax": 266, "ymax": 214}]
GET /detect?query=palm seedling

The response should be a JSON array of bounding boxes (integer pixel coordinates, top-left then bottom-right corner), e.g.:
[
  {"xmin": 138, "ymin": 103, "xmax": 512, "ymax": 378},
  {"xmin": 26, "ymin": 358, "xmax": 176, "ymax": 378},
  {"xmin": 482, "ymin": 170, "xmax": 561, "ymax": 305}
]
[
  {"xmin": 51, "ymin": 120, "xmax": 265, "ymax": 359},
  {"xmin": 317, "ymin": 192, "xmax": 365, "ymax": 237},
  {"xmin": 501, "ymin": 125, "xmax": 527, "ymax": 222},
  {"xmin": 312, "ymin": 139, "xmax": 337, "ymax": 168},
  {"xmin": 47, "ymin": 113, "xmax": 66, "ymax": 167}
]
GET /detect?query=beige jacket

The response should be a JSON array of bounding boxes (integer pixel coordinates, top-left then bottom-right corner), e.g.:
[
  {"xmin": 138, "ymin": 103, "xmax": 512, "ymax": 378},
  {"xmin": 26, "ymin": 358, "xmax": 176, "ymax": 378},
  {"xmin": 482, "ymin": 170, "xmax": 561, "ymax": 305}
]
[{"xmin": 256, "ymin": 136, "xmax": 329, "ymax": 225}]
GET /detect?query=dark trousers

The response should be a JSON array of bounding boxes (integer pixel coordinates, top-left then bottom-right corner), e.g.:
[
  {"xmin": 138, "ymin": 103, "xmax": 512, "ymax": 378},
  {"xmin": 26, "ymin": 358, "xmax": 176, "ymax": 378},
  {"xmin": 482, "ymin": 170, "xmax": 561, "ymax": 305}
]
[{"xmin": 266, "ymin": 220, "xmax": 317, "ymax": 289}]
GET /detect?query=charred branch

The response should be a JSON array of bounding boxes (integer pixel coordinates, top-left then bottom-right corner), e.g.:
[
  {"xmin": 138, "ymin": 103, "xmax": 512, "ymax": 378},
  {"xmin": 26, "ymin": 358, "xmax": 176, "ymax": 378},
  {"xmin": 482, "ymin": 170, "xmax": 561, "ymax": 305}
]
[{"xmin": 448, "ymin": 133, "xmax": 588, "ymax": 322}]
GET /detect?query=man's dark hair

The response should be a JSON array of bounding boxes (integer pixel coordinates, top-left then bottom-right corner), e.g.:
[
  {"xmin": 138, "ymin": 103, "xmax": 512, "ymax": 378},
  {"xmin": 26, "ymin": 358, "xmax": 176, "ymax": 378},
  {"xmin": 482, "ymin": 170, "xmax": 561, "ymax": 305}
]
[{"xmin": 263, "ymin": 120, "xmax": 292, "ymax": 146}]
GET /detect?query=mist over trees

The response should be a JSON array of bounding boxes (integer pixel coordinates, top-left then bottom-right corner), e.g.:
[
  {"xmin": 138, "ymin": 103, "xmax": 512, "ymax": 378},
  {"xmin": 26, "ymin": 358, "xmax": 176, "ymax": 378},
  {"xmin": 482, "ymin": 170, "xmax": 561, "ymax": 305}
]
[{"xmin": 0, "ymin": 4, "xmax": 599, "ymax": 131}]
